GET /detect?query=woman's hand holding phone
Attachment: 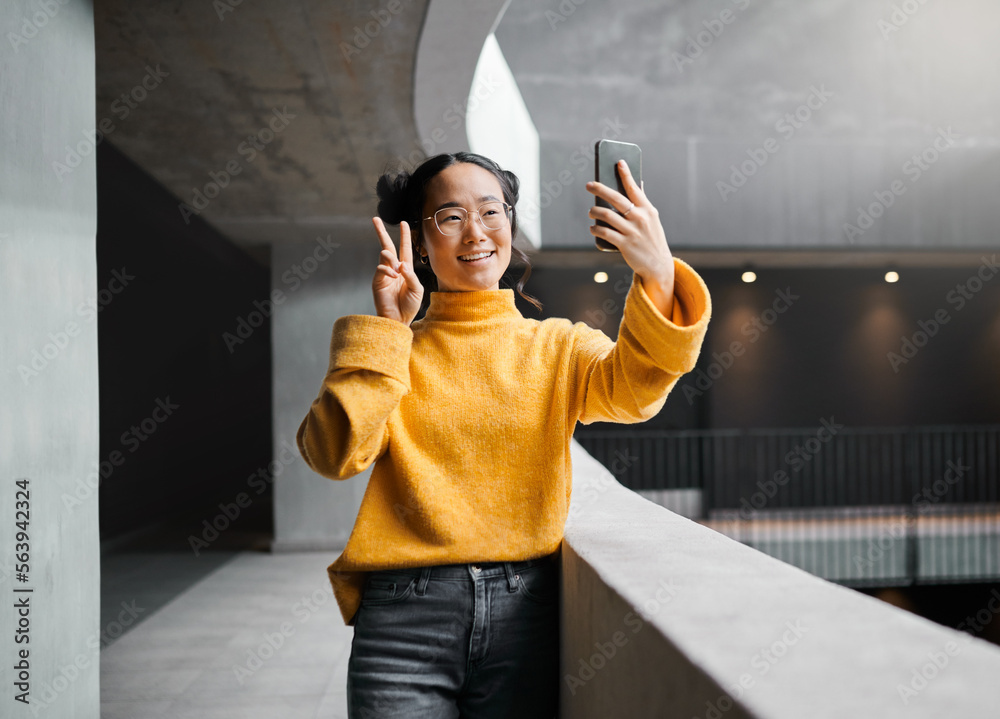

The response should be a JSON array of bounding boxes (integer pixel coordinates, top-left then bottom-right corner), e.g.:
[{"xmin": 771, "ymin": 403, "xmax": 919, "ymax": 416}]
[
  {"xmin": 372, "ymin": 217, "xmax": 424, "ymax": 326},
  {"xmin": 587, "ymin": 160, "xmax": 675, "ymax": 319}
]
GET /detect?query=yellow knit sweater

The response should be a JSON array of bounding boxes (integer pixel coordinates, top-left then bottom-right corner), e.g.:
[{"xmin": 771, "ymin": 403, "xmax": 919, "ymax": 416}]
[{"xmin": 297, "ymin": 258, "xmax": 711, "ymax": 625}]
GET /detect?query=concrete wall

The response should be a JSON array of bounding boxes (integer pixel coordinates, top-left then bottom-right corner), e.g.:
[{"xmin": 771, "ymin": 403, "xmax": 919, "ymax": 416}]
[
  {"xmin": 271, "ymin": 236, "xmax": 379, "ymax": 551},
  {"xmin": 0, "ymin": 1, "xmax": 100, "ymax": 716},
  {"xmin": 693, "ymin": 266, "xmax": 1000, "ymax": 429},
  {"xmin": 495, "ymin": 0, "xmax": 1000, "ymax": 252},
  {"xmin": 531, "ymin": 263, "xmax": 1000, "ymax": 430},
  {"xmin": 562, "ymin": 441, "xmax": 1000, "ymax": 717}
]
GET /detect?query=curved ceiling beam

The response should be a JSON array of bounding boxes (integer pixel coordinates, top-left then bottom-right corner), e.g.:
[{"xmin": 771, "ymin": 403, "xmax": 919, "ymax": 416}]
[{"xmin": 413, "ymin": 0, "xmax": 541, "ymax": 247}]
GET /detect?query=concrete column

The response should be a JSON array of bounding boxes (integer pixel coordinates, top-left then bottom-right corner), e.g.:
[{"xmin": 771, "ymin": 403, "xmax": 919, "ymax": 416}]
[
  {"xmin": 1, "ymin": 1, "xmax": 99, "ymax": 717},
  {"xmin": 271, "ymin": 233, "xmax": 379, "ymax": 551}
]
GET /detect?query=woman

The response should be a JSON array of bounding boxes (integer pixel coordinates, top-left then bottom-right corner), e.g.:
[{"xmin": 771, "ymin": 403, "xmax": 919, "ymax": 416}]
[{"xmin": 296, "ymin": 151, "xmax": 711, "ymax": 718}]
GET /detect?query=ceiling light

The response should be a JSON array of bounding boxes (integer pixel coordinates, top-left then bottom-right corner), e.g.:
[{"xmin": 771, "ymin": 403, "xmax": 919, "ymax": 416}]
[
  {"xmin": 594, "ymin": 271, "xmax": 608, "ymax": 283},
  {"xmin": 885, "ymin": 271, "xmax": 899, "ymax": 283},
  {"xmin": 741, "ymin": 270, "xmax": 757, "ymax": 283}
]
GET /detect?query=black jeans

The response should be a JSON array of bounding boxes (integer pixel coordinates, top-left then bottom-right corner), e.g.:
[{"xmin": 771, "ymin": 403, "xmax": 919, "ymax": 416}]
[{"xmin": 347, "ymin": 553, "xmax": 560, "ymax": 718}]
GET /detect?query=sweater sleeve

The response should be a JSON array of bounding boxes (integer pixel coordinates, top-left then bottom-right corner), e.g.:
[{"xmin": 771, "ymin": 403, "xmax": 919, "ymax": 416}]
[
  {"xmin": 571, "ymin": 257, "xmax": 712, "ymax": 425},
  {"xmin": 297, "ymin": 315, "xmax": 413, "ymax": 480}
]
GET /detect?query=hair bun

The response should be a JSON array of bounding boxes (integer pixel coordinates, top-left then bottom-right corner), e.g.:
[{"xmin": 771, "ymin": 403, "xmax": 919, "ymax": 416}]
[
  {"xmin": 500, "ymin": 169, "xmax": 520, "ymax": 206},
  {"xmin": 375, "ymin": 170, "xmax": 412, "ymax": 225}
]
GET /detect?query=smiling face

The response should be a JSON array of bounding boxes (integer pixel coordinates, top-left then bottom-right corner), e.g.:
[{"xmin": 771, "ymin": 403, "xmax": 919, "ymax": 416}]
[{"xmin": 419, "ymin": 162, "xmax": 513, "ymax": 292}]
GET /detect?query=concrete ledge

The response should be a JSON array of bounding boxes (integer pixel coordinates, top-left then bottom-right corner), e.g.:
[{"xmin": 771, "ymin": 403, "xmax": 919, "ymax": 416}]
[{"xmin": 562, "ymin": 441, "xmax": 1000, "ymax": 718}]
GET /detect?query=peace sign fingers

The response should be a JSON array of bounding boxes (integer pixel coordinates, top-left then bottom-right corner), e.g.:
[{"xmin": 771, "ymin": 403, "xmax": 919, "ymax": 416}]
[
  {"xmin": 373, "ymin": 217, "xmax": 400, "ymax": 270},
  {"xmin": 398, "ymin": 220, "xmax": 413, "ymax": 267},
  {"xmin": 370, "ymin": 216, "xmax": 425, "ymax": 325}
]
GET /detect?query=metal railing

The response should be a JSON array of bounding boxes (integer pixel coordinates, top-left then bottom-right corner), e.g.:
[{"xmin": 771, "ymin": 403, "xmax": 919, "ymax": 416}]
[
  {"xmin": 575, "ymin": 424, "xmax": 1000, "ymax": 513},
  {"xmin": 575, "ymin": 424, "xmax": 1000, "ymax": 585}
]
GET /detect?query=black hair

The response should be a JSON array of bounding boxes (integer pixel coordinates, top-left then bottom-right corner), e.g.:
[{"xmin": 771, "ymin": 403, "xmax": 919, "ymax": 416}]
[{"xmin": 375, "ymin": 152, "xmax": 541, "ymax": 312}]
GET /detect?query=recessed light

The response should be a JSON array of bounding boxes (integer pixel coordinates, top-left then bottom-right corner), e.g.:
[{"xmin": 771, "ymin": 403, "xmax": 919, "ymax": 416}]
[
  {"xmin": 741, "ymin": 270, "xmax": 757, "ymax": 283},
  {"xmin": 885, "ymin": 271, "xmax": 899, "ymax": 283}
]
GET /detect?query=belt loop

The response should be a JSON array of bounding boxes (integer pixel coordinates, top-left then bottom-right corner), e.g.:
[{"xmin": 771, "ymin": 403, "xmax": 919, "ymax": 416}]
[
  {"xmin": 503, "ymin": 562, "xmax": 518, "ymax": 592},
  {"xmin": 416, "ymin": 567, "xmax": 432, "ymax": 596}
]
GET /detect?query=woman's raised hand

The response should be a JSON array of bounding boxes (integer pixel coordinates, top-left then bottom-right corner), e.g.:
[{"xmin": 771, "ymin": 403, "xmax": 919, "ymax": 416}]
[
  {"xmin": 372, "ymin": 217, "xmax": 424, "ymax": 325},
  {"xmin": 586, "ymin": 160, "xmax": 675, "ymax": 319}
]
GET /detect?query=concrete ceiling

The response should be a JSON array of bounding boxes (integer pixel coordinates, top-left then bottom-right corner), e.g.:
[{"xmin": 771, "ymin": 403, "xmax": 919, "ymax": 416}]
[
  {"xmin": 95, "ymin": 0, "xmax": 431, "ymax": 251},
  {"xmin": 95, "ymin": 0, "xmax": 1000, "ymax": 268}
]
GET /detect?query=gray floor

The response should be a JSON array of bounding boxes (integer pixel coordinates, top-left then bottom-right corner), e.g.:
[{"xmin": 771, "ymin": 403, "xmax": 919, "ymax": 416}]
[{"xmin": 100, "ymin": 549, "xmax": 353, "ymax": 718}]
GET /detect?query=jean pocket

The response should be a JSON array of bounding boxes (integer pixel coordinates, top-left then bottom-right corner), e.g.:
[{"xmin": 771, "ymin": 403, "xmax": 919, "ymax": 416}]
[
  {"xmin": 361, "ymin": 573, "xmax": 417, "ymax": 606},
  {"xmin": 515, "ymin": 565, "xmax": 559, "ymax": 605}
]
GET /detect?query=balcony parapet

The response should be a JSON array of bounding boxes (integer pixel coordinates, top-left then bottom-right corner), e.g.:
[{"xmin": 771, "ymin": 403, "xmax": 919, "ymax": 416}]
[{"xmin": 561, "ymin": 440, "xmax": 1000, "ymax": 717}]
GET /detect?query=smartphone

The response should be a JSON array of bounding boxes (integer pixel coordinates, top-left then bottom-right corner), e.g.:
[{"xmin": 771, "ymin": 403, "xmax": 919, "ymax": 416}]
[{"xmin": 594, "ymin": 140, "xmax": 642, "ymax": 252}]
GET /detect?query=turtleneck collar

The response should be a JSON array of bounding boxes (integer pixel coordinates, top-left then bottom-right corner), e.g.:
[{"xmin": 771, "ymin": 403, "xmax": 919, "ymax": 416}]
[{"xmin": 423, "ymin": 289, "xmax": 521, "ymax": 323}]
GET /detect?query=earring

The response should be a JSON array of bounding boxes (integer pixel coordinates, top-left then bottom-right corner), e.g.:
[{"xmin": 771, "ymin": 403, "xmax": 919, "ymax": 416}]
[{"xmin": 419, "ymin": 253, "xmax": 429, "ymax": 265}]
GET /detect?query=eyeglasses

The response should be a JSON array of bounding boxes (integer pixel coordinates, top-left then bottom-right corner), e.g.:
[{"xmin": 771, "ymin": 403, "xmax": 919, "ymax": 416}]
[{"xmin": 423, "ymin": 201, "xmax": 511, "ymax": 235}]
